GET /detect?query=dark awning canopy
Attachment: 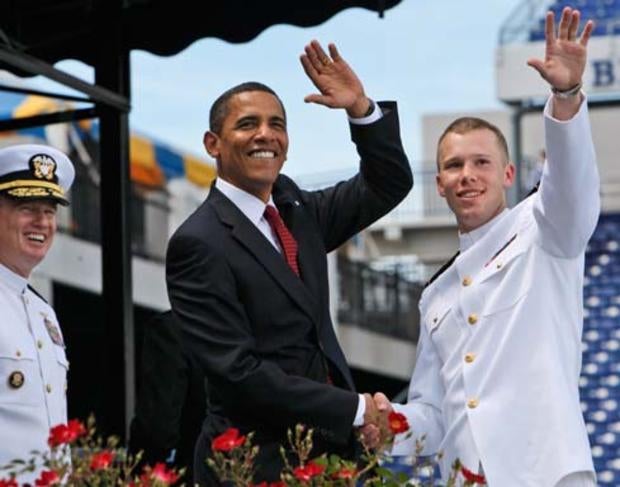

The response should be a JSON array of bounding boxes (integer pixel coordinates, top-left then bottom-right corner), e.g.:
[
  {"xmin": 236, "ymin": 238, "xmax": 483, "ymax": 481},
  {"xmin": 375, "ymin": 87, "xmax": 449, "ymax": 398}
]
[{"xmin": 1, "ymin": 0, "xmax": 400, "ymax": 68}]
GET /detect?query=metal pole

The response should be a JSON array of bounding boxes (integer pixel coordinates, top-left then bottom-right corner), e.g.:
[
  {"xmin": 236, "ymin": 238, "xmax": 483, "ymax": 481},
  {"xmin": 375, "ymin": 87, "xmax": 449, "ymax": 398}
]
[{"xmin": 95, "ymin": 0, "xmax": 134, "ymax": 440}]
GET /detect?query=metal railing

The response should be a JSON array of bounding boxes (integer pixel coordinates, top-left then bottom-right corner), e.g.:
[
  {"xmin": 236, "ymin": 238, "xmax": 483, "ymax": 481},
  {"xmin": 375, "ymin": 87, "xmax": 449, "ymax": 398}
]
[{"xmin": 337, "ymin": 255, "xmax": 423, "ymax": 343}]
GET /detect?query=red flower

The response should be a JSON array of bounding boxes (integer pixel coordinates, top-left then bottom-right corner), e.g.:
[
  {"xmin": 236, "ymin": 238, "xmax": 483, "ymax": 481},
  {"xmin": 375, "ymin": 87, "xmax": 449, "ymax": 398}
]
[
  {"xmin": 331, "ymin": 467, "xmax": 357, "ymax": 479},
  {"xmin": 35, "ymin": 470, "xmax": 60, "ymax": 486},
  {"xmin": 66, "ymin": 419, "xmax": 87, "ymax": 440},
  {"xmin": 48, "ymin": 424, "xmax": 71, "ymax": 447},
  {"xmin": 140, "ymin": 462, "xmax": 180, "ymax": 485},
  {"xmin": 90, "ymin": 450, "xmax": 115, "ymax": 470},
  {"xmin": 461, "ymin": 465, "xmax": 486, "ymax": 485},
  {"xmin": 47, "ymin": 419, "xmax": 86, "ymax": 447},
  {"xmin": 293, "ymin": 461, "xmax": 325, "ymax": 482},
  {"xmin": 0, "ymin": 479, "xmax": 18, "ymax": 487},
  {"xmin": 211, "ymin": 428, "xmax": 246, "ymax": 452},
  {"xmin": 388, "ymin": 411, "xmax": 410, "ymax": 435}
]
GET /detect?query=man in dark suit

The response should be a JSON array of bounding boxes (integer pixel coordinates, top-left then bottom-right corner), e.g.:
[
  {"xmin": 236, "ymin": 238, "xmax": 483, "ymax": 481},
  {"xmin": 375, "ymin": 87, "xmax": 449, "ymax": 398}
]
[
  {"xmin": 166, "ymin": 40, "xmax": 412, "ymax": 485},
  {"xmin": 129, "ymin": 310, "xmax": 207, "ymax": 483}
]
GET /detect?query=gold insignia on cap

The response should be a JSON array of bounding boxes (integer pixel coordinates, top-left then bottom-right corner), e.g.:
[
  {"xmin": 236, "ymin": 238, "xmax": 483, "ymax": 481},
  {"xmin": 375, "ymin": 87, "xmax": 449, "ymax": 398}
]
[
  {"xmin": 30, "ymin": 154, "xmax": 57, "ymax": 181},
  {"xmin": 8, "ymin": 371, "xmax": 25, "ymax": 389}
]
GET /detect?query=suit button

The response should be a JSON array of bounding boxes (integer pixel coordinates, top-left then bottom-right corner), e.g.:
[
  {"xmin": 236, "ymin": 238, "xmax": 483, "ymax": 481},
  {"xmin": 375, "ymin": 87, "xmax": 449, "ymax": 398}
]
[
  {"xmin": 464, "ymin": 353, "xmax": 476, "ymax": 363},
  {"xmin": 462, "ymin": 276, "xmax": 472, "ymax": 287},
  {"xmin": 468, "ymin": 314, "xmax": 478, "ymax": 325},
  {"xmin": 467, "ymin": 398, "xmax": 479, "ymax": 409}
]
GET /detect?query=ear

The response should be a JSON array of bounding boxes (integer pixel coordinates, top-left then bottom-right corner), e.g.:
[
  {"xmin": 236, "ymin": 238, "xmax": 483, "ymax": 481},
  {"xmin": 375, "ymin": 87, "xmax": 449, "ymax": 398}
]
[
  {"xmin": 436, "ymin": 173, "xmax": 446, "ymax": 198},
  {"xmin": 204, "ymin": 131, "xmax": 220, "ymax": 159},
  {"xmin": 503, "ymin": 162, "xmax": 516, "ymax": 188}
]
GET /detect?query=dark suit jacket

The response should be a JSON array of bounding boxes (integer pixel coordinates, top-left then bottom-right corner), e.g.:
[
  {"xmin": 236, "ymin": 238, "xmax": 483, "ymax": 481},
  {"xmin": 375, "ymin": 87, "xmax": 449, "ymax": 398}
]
[
  {"xmin": 166, "ymin": 102, "xmax": 412, "ymax": 484},
  {"xmin": 129, "ymin": 310, "xmax": 207, "ymax": 483}
]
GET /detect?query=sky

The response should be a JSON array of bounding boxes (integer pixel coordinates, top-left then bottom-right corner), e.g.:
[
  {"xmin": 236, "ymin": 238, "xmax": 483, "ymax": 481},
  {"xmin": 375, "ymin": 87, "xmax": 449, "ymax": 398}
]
[{"xmin": 29, "ymin": 0, "xmax": 527, "ymax": 178}]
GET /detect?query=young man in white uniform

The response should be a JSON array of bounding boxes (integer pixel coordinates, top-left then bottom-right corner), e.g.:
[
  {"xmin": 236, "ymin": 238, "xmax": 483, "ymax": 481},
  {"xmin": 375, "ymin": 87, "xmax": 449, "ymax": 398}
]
[
  {"xmin": 372, "ymin": 7, "xmax": 599, "ymax": 487},
  {"xmin": 0, "ymin": 145, "xmax": 75, "ymax": 483}
]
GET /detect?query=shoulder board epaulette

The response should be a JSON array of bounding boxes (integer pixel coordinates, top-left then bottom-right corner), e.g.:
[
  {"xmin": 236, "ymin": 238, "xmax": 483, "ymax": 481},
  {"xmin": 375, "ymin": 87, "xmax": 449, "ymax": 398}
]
[
  {"xmin": 424, "ymin": 251, "xmax": 460, "ymax": 290},
  {"xmin": 526, "ymin": 181, "xmax": 540, "ymax": 197},
  {"xmin": 27, "ymin": 284, "xmax": 48, "ymax": 304}
]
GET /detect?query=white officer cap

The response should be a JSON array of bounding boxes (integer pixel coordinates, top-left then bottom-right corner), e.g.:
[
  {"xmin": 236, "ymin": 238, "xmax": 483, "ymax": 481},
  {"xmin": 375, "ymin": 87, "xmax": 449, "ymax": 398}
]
[{"xmin": 0, "ymin": 144, "xmax": 75, "ymax": 206}]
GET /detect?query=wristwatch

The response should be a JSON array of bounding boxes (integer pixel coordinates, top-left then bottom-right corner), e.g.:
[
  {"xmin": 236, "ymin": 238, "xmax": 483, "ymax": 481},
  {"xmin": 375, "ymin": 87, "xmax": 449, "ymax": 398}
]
[{"xmin": 551, "ymin": 82, "xmax": 582, "ymax": 99}]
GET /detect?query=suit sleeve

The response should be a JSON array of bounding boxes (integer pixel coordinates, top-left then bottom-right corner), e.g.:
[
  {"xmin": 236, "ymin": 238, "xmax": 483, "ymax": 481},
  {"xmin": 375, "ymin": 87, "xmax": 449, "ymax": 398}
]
[
  {"xmin": 166, "ymin": 233, "xmax": 359, "ymax": 441},
  {"xmin": 533, "ymin": 95, "xmax": 600, "ymax": 257},
  {"xmin": 302, "ymin": 101, "xmax": 413, "ymax": 252}
]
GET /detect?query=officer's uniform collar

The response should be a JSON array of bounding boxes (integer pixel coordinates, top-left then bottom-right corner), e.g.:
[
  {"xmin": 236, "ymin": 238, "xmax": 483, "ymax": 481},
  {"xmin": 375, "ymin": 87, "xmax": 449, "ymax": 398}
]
[
  {"xmin": 0, "ymin": 261, "xmax": 28, "ymax": 293},
  {"xmin": 459, "ymin": 208, "xmax": 510, "ymax": 253}
]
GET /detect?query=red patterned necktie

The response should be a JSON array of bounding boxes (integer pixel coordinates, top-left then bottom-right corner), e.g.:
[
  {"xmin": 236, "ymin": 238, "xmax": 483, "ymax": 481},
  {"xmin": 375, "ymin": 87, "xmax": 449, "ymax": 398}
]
[{"xmin": 264, "ymin": 205, "xmax": 300, "ymax": 277}]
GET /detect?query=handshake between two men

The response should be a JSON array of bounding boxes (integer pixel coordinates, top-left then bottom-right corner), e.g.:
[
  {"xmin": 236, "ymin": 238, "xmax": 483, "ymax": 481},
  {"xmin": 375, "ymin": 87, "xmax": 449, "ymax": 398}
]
[{"xmin": 359, "ymin": 392, "xmax": 399, "ymax": 449}]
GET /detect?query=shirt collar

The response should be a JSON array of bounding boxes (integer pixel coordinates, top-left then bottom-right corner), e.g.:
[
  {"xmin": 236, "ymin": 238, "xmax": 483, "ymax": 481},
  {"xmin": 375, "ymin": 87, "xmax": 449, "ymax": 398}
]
[
  {"xmin": 458, "ymin": 208, "xmax": 510, "ymax": 252},
  {"xmin": 0, "ymin": 261, "xmax": 28, "ymax": 294},
  {"xmin": 215, "ymin": 178, "xmax": 275, "ymax": 225}
]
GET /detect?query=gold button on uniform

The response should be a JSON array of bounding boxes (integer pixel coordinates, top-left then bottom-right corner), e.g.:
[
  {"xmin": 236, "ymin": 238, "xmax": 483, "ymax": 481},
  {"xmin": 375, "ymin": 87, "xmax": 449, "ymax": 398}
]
[
  {"xmin": 46, "ymin": 384, "xmax": 52, "ymax": 393},
  {"xmin": 468, "ymin": 314, "xmax": 478, "ymax": 325},
  {"xmin": 464, "ymin": 353, "xmax": 476, "ymax": 363},
  {"xmin": 496, "ymin": 262, "xmax": 503, "ymax": 270},
  {"xmin": 8, "ymin": 371, "xmax": 24, "ymax": 389},
  {"xmin": 15, "ymin": 350, "xmax": 21, "ymax": 358},
  {"xmin": 462, "ymin": 276, "xmax": 472, "ymax": 287},
  {"xmin": 467, "ymin": 398, "xmax": 479, "ymax": 409},
  {"xmin": 37, "ymin": 340, "xmax": 43, "ymax": 349}
]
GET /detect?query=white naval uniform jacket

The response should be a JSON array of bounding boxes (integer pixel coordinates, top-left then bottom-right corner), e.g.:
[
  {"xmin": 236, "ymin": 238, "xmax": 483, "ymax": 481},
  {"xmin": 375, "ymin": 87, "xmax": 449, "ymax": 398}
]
[
  {"xmin": 393, "ymin": 96, "xmax": 599, "ymax": 487},
  {"xmin": 0, "ymin": 263, "xmax": 68, "ymax": 483}
]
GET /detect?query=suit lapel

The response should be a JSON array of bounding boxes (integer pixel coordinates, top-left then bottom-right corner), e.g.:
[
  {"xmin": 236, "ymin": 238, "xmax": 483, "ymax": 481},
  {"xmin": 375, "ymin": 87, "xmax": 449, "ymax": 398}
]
[
  {"xmin": 273, "ymin": 191, "xmax": 323, "ymax": 304},
  {"xmin": 273, "ymin": 187, "xmax": 355, "ymax": 390},
  {"xmin": 209, "ymin": 187, "xmax": 319, "ymax": 323}
]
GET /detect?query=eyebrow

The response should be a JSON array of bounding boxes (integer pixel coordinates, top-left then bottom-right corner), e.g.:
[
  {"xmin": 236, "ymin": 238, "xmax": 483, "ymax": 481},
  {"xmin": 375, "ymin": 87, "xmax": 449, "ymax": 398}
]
[{"xmin": 234, "ymin": 114, "xmax": 286, "ymax": 126}]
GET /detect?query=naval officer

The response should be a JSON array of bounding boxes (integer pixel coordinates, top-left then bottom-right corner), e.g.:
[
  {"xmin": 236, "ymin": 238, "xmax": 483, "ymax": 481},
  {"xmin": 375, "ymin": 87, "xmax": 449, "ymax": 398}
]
[
  {"xmin": 0, "ymin": 144, "xmax": 75, "ymax": 483},
  {"xmin": 372, "ymin": 7, "xmax": 599, "ymax": 486}
]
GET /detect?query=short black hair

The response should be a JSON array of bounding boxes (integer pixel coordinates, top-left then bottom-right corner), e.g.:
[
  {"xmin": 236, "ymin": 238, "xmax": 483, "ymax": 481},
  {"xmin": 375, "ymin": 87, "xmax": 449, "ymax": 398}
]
[{"xmin": 209, "ymin": 82, "xmax": 286, "ymax": 135}]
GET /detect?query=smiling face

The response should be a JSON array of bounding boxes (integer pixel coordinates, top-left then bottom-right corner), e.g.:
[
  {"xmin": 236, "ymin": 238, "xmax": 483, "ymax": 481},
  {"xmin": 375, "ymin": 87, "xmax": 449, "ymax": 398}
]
[
  {"xmin": 436, "ymin": 128, "xmax": 515, "ymax": 233},
  {"xmin": 0, "ymin": 196, "xmax": 57, "ymax": 277},
  {"xmin": 205, "ymin": 90, "xmax": 288, "ymax": 202}
]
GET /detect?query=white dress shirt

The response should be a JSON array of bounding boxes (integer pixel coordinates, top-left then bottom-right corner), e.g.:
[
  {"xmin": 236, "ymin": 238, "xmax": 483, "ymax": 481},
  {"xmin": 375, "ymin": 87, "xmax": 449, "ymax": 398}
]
[{"xmin": 392, "ymin": 96, "xmax": 598, "ymax": 487}]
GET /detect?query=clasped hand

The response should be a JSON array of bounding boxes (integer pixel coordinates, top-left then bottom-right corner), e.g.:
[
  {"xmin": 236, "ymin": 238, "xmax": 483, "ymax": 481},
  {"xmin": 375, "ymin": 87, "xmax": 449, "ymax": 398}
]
[{"xmin": 358, "ymin": 392, "xmax": 395, "ymax": 449}]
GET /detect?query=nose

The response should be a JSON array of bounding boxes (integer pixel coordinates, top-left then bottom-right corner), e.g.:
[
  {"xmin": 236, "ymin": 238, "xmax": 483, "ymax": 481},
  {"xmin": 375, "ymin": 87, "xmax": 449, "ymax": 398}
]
[
  {"xmin": 460, "ymin": 162, "xmax": 477, "ymax": 183},
  {"xmin": 32, "ymin": 208, "xmax": 53, "ymax": 227},
  {"xmin": 254, "ymin": 122, "xmax": 275, "ymax": 141}
]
